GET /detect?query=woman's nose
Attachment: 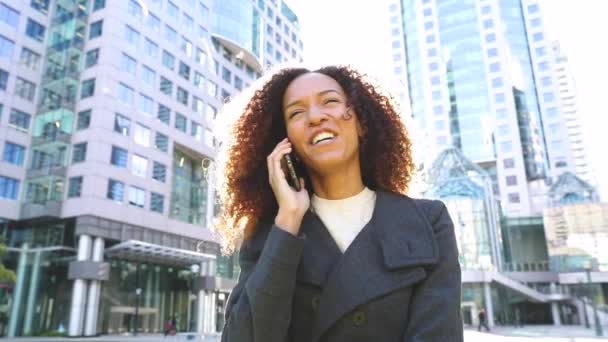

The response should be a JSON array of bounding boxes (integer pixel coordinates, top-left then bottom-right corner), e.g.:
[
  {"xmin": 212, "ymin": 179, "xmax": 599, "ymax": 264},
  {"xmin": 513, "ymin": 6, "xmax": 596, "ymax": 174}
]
[{"xmin": 307, "ymin": 105, "xmax": 327, "ymax": 125}]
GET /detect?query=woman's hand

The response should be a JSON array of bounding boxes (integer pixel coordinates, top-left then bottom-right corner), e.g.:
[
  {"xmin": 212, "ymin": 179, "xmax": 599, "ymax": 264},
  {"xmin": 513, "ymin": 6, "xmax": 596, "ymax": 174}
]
[{"xmin": 267, "ymin": 138, "xmax": 310, "ymax": 235}]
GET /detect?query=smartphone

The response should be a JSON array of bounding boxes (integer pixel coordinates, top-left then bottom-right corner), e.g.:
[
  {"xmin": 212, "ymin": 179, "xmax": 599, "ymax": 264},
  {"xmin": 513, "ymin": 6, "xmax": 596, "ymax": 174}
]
[{"xmin": 281, "ymin": 153, "xmax": 301, "ymax": 191}]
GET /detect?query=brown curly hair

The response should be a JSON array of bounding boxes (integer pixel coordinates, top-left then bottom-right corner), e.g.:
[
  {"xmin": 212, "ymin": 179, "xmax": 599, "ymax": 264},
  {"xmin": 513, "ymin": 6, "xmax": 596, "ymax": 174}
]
[{"xmin": 215, "ymin": 65, "xmax": 415, "ymax": 253}]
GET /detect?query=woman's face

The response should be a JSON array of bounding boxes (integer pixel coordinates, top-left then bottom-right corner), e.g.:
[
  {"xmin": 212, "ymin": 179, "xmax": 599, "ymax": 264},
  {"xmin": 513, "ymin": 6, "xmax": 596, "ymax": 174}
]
[{"xmin": 282, "ymin": 72, "xmax": 362, "ymax": 174}]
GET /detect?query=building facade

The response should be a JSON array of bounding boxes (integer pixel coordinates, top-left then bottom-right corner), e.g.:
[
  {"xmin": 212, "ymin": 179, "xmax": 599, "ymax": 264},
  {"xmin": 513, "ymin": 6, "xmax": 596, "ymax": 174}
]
[
  {"xmin": 0, "ymin": 0, "xmax": 302, "ymax": 337},
  {"xmin": 394, "ymin": 0, "xmax": 606, "ymax": 329}
]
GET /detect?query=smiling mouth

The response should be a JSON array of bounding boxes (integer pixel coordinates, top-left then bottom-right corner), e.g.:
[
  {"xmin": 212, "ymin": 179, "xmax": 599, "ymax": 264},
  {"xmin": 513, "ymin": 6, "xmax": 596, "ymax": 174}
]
[{"xmin": 311, "ymin": 131, "xmax": 336, "ymax": 145}]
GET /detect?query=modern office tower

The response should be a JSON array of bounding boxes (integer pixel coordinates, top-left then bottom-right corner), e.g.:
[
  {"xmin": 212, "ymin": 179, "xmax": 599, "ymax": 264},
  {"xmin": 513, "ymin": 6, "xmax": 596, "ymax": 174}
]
[
  {"xmin": 551, "ymin": 41, "xmax": 593, "ymax": 185},
  {"xmin": 394, "ymin": 0, "xmax": 606, "ymax": 329},
  {"xmin": 0, "ymin": 0, "xmax": 302, "ymax": 337}
]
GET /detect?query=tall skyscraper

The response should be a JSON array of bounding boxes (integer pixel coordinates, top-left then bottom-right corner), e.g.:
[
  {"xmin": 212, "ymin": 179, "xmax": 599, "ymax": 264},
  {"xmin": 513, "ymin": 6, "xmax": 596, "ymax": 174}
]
[
  {"xmin": 393, "ymin": 0, "xmax": 582, "ymax": 217},
  {"xmin": 0, "ymin": 0, "xmax": 302, "ymax": 337},
  {"xmin": 392, "ymin": 0, "xmax": 606, "ymax": 329}
]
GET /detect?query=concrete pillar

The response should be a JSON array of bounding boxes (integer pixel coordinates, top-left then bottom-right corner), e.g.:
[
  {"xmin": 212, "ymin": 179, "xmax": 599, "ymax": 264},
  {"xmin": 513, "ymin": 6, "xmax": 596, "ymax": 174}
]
[
  {"xmin": 68, "ymin": 235, "xmax": 92, "ymax": 336},
  {"xmin": 84, "ymin": 237, "xmax": 104, "ymax": 336},
  {"xmin": 484, "ymin": 282, "xmax": 495, "ymax": 327},
  {"xmin": 23, "ymin": 250, "xmax": 42, "ymax": 335},
  {"xmin": 551, "ymin": 302, "xmax": 562, "ymax": 326},
  {"xmin": 7, "ymin": 243, "xmax": 29, "ymax": 337},
  {"xmin": 196, "ymin": 258, "xmax": 217, "ymax": 335}
]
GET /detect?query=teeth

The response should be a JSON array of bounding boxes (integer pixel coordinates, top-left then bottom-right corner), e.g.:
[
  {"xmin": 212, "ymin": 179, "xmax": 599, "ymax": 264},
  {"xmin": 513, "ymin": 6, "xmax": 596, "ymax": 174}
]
[{"xmin": 312, "ymin": 132, "xmax": 335, "ymax": 145}]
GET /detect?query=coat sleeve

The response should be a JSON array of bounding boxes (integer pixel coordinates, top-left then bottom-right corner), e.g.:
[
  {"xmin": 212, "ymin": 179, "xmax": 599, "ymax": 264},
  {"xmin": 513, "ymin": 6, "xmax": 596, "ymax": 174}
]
[
  {"xmin": 221, "ymin": 225, "xmax": 305, "ymax": 342},
  {"xmin": 403, "ymin": 200, "xmax": 463, "ymax": 342}
]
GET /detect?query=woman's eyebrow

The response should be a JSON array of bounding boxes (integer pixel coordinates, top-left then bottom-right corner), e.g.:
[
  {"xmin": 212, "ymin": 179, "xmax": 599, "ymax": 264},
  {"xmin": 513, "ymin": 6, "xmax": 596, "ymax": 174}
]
[{"xmin": 284, "ymin": 89, "xmax": 343, "ymax": 110}]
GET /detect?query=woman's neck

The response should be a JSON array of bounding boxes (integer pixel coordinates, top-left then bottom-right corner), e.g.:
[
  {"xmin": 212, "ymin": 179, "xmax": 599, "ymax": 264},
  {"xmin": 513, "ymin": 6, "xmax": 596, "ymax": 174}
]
[{"xmin": 309, "ymin": 166, "xmax": 365, "ymax": 200}]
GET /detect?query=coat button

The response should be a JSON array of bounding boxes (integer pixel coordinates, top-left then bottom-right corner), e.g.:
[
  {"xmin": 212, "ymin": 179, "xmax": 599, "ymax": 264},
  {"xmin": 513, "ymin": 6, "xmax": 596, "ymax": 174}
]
[
  {"xmin": 352, "ymin": 310, "xmax": 367, "ymax": 326},
  {"xmin": 311, "ymin": 295, "xmax": 320, "ymax": 310}
]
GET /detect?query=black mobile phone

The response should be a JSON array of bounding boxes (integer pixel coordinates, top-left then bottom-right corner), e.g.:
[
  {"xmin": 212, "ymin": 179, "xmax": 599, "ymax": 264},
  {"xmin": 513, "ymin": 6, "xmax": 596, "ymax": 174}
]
[{"xmin": 281, "ymin": 153, "xmax": 301, "ymax": 191}]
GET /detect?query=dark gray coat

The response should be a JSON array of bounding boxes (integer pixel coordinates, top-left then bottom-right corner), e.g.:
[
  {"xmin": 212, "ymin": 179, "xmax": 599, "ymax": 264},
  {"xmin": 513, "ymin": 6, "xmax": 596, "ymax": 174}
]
[{"xmin": 221, "ymin": 191, "xmax": 463, "ymax": 342}]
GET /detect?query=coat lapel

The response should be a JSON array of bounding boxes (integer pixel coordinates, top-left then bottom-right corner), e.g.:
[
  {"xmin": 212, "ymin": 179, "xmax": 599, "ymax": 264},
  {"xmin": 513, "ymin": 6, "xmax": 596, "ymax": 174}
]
[{"xmin": 309, "ymin": 191, "xmax": 440, "ymax": 342}]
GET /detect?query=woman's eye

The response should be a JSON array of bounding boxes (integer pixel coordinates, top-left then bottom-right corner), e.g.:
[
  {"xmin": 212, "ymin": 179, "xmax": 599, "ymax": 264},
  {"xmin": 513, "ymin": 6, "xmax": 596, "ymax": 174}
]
[
  {"xmin": 324, "ymin": 98, "xmax": 339, "ymax": 104},
  {"xmin": 289, "ymin": 110, "xmax": 303, "ymax": 118}
]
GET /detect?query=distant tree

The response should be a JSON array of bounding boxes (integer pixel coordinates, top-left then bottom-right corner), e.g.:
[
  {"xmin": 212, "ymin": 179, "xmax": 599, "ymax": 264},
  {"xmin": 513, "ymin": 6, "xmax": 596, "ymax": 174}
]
[{"xmin": 0, "ymin": 238, "xmax": 15, "ymax": 283}]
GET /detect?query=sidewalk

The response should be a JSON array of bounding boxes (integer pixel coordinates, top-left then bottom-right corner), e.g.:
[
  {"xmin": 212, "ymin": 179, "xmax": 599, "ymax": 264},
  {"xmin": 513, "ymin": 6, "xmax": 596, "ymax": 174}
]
[
  {"xmin": 0, "ymin": 333, "xmax": 221, "ymax": 342},
  {"xmin": 465, "ymin": 325, "xmax": 608, "ymax": 341}
]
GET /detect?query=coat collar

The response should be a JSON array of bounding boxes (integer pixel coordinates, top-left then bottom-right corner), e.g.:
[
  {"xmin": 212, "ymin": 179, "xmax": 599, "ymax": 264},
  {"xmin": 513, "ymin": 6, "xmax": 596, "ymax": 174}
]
[{"xmin": 296, "ymin": 190, "xmax": 440, "ymax": 341}]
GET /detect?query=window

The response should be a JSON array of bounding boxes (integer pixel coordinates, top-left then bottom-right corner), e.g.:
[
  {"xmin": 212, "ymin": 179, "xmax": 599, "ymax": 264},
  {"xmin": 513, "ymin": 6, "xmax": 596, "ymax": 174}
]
[
  {"xmin": 487, "ymin": 48, "xmax": 498, "ymax": 57},
  {"xmin": 429, "ymin": 62, "xmax": 438, "ymax": 71},
  {"xmin": 142, "ymin": 65, "xmax": 155, "ymax": 86},
  {"xmin": 147, "ymin": 12, "xmax": 161, "ymax": 32},
  {"xmin": 489, "ymin": 62, "xmax": 500, "ymax": 72},
  {"xmin": 128, "ymin": 186, "xmax": 145, "ymax": 208},
  {"xmin": 107, "ymin": 179, "xmax": 124, "ymax": 202},
  {"xmin": 177, "ymin": 87, "xmax": 188, "ymax": 106},
  {"xmin": 491, "ymin": 77, "xmax": 503, "ymax": 88},
  {"xmin": 79, "ymin": 78, "xmax": 95, "ymax": 99},
  {"xmin": 481, "ymin": 5, "xmax": 491, "ymax": 14},
  {"xmin": 118, "ymin": 83, "xmax": 134, "ymax": 105},
  {"xmin": 0, "ymin": 176, "xmax": 19, "ymax": 200},
  {"xmin": 506, "ymin": 175, "xmax": 518, "ymax": 186},
  {"xmin": 179, "ymin": 62, "xmax": 191, "ymax": 80},
  {"xmin": 555, "ymin": 160, "xmax": 567, "ymax": 168},
  {"xmin": 164, "ymin": 24, "xmax": 177, "ymax": 44},
  {"xmin": 93, "ymin": 0, "xmax": 105, "ymax": 11},
  {"xmin": 391, "ymin": 28, "xmax": 400, "ymax": 36},
  {"xmin": 195, "ymin": 48, "xmax": 207, "ymax": 66},
  {"xmin": 121, "ymin": 53, "xmax": 137, "ymax": 75},
  {"xmin": 389, "ymin": 3, "xmax": 397, "ymax": 12},
  {"xmin": 111, "ymin": 146, "xmax": 128, "ymax": 167},
  {"xmin": 497, "ymin": 124, "xmax": 510, "ymax": 136},
  {"xmin": 85, "ymin": 48, "xmax": 99, "ymax": 68},
  {"xmin": 90, "ymin": 20, "xmax": 103, "ymax": 39},
  {"xmin": 485, "ymin": 33, "xmax": 496, "ymax": 43},
  {"xmin": 548, "ymin": 123, "xmax": 560, "ymax": 135},
  {"xmin": 483, "ymin": 19, "xmax": 493, "ymax": 29},
  {"xmin": 134, "ymin": 123, "xmax": 151, "ymax": 147},
  {"xmin": 198, "ymin": 25, "xmax": 208, "ymax": 40},
  {"xmin": 425, "ymin": 35, "xmax": 434, "ymax": 43},
  {"xmin": 144, "ymin": 39, "xmax": 159, "ymax": 58},
  {"xmin": 72, "ymin": 142, "xmax": 87, "ymax": 163},
  {"xmin": 538, "ymin": 61, "xmax": 549, "ymax": 71},
  {"xmin": 154, "ymin": 132, "xmax": 168, "ymax": 152},
  {"xmin": 125, "ymin": 25, "xmax": 140, "ymax": 47},
  {"xmin": 275, "ymin": 49, "xmax": 283, "ymax": 61},
  {"xmin": 77, "ymin": 109, "xmax": 91, "ymax": 130},
  {"xmin": 128, "ymin": 0, "xmax": 143, "ymax": 18},
  {"xmin": 139, "ymin": 94, "xmax": 154, "ymax": 115},
  {"xmin": 541, "ymin": 76, "xmax": 553, "ymax": 87},
  {"xmin": 206, "ymin": 104, "xmax": 217, "ymax": 119},
  {"xmin": 535, "ymin": 46, "xmax": 546, "ymax": 56},
  {"xmin": 20, "ymin": 47, "xmax": 41, "ymax": 69},
  {"xmin": 160, "ymin": 77, "xmax": 173, "ymax": 96},
  {"xmin": 530, "ymin": 17, "xmax": 541, "ymax": 27},
  {"xmin": 500, "ymin": 141, "xmax": 512, "ymax": 152},
  {"xmin": 167, "ymin": 1, "xmax": 178, "ymax": 19},
  {"xmin": 423, "ymin": 8, "xmax": 432, "ymax": 16},
  {"xmin": 3, "ymin": 141, "xmax": 25, "ymax": 166},
  {"xmin": 495, "ymin": 93, "xmax": 505, "ymax": 103},
  {"xmin": 192, "ymin": 96, "xmax": 204, "ymax": 115},
  {"xmin": 162, "ymin": 51, "xmax": 175, "ymax": 70},
  {"xmin": 234, "ymin": 76, "xmax": 243, "ymax": 91},
  {"xmin": 175, "ymin": 113, "xmax": 187, "ymax": 132},
  {"xmin": 191, "ymin": 121, "xmax": 203, "ymax": 140},
  {"xmin": 508, "ymin": 193, "xmax": 520, "ymax": 203},
  {"xmin": 0, "ymin": 35, "xmax": 14, "ymax": 60},
  {"xmin": 222, "ymin": 67, "xmax": 231, "ymax": 83},
  {"xmin": 15, "ymin": 77, "xmax": 36, "ymax": 101},
  {"xmin": 503, "ymin": 158, "xmax": 515, "ymax": 169},
  {"xmin": 528, "ymin": 4, "xmax": 539, "ymax": 13},
  {"xmin": 181, "ymin": 37, "xmax": 192, "ymax": 57},
  {"xmin": 432, "ymin": 90, "xmax": 441, "ymax": 100},
  {"xmin": 545, "ymin": 107, "xmax": 558, "ymax": 117},
  {"xmin": 152, "ymin": 161, "xmax": 166, "ymax": 182},
  {"xmin": 0, "ymin": 3, "xmax": 20, "ymax": 29},
  {"xmin": 207, "ymin": 80, "xmax": 217, "ymax": 97},
  {"xmin": 433, "ymin": 105, "xmax": 442, "ymax": 115},
  {"xmin": 157, "ymin": 104, "xmax": 170, "ymax": 124},
  {"xmin": 431, "ymin": 75, "xmax": 440, "ymax": 85},
  {"xmin": 114, "ymin": 113, "xmax": 131, "ymax": 135},
  {"xmin": 0, "ymin": 69, "xmax": 7, "ymax": 90},
  {"xmin": 532, "ymin": 32, "xmax": 543, "ymax": 42},
  {"xmin": 132, "ymin": 154, "xmax": 148, "ymax": 178},
  {"xmin": 26, "ymin": 19, "xmax": 45, "ymax": 42},
  {"xmin": 543, "ymin": 92, "xmax": 555, "ymax": 102},
  {"xmin": 182, "ymin": 13, "xmax": 194, "ymax": 32},
  {"xmin": 199, "ymin": 2, "xmax": 209, "ymax": 19},
  {"xmin": 428, "ymin": 48, "xmax": 437, "ymax": 57},
  {"xmin": 434, "ymin": 121, "xmax": 445, "ymax": 130},
  {"xmin": 9, "ymin": 109, "xmax": 31, "ymax": 131},
  {"xmin": 67, "ymin": 176, "xmax": 83, "ymax": 198},
  {"xmin": 151, "ymin": 192, "xmax": 164, "ymax": 213}
]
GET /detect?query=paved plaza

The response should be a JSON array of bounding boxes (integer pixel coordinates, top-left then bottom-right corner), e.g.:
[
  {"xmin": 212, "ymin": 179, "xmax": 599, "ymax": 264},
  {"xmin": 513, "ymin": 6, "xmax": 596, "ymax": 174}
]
[{"xmin": 1, "ymin": 326, "xmax": 607, "ymax": 341}]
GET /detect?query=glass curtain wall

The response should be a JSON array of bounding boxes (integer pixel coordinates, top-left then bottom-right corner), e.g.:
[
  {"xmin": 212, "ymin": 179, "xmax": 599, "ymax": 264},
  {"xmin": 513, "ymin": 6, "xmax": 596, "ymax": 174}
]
[{"xmin": 170, "ymin": 149, "xmax": 209, "ymax": 225}]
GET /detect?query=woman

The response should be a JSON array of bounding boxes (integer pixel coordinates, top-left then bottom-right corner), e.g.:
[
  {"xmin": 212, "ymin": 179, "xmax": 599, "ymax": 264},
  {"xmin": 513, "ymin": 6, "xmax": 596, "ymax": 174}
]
[{"xmin": 216, "ymin": 65, "xmax": 463, "ymax": 342}]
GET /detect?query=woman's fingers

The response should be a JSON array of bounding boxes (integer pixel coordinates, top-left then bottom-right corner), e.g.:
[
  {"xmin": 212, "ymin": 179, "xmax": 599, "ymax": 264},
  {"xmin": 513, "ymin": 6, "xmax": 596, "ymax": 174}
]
[{"xmin": 267, "ymin": 139, "xmax": 292, "ymax": 185}]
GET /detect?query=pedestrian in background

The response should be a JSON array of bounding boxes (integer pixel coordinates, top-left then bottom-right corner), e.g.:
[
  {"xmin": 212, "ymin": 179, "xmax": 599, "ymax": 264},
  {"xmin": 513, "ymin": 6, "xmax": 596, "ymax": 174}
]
[
  {"xmin": 216, "ymin": 65, "xmax": 463, "ymax": 341},
  {"xmin": 478, "ymin": 308, "xmax": 490, "ymax": 332}
]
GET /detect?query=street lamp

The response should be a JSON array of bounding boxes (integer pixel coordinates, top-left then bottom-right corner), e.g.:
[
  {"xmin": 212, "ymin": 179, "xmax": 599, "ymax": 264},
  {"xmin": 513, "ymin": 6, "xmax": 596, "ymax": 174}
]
[{"xmin": 585, "ymin": 264, "xmax": 603, "ymax": 337}]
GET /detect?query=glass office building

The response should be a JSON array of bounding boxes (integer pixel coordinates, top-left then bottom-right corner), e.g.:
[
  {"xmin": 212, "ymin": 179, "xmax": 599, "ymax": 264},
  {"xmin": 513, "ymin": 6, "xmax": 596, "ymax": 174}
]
[{"xmin": 0, "ymin": 0, "xmax": 303, "ymax": 337}]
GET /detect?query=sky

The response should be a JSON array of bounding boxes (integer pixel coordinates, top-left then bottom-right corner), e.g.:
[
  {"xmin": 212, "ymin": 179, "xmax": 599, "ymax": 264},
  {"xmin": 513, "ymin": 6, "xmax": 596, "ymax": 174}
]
[{"xmin": 288, "ymin": 0, "xmax": 608, "ymax": 199}]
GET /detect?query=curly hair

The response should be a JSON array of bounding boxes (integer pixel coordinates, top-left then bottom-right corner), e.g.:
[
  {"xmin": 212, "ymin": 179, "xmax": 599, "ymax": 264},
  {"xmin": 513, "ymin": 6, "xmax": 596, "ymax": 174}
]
[{"xmin": 215, "ymin": 65, "xmax": 415, "ymax": 253}]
